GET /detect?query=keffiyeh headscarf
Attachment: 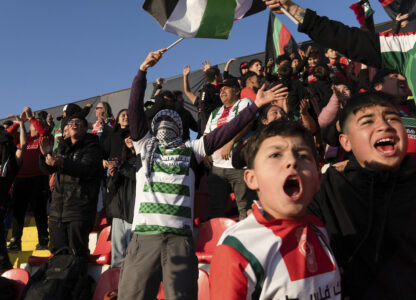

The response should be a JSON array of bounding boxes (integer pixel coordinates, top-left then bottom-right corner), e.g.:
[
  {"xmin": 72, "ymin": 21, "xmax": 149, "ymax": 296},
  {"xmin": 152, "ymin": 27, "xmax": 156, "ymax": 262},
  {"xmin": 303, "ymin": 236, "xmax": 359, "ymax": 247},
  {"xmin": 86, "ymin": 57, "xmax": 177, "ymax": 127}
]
[{"xmin": 144, "ymin": 109, "xmax": 183, "ymax": 180}]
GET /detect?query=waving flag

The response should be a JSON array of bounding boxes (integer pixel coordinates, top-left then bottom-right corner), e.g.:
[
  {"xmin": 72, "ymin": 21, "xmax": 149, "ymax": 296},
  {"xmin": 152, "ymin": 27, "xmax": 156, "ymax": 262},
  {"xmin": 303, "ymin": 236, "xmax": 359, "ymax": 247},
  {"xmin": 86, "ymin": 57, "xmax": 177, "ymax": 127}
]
[
  {"xmin": 143, "ymin": 0, "xmax": 266, "ymax": 39},
  {"xmin": 378, "ymin": 0, "xmax": 416, "ymax": 32},
  {"xmin": 265, "ymin": 12, "xmax": 298, "ymax": 72}
]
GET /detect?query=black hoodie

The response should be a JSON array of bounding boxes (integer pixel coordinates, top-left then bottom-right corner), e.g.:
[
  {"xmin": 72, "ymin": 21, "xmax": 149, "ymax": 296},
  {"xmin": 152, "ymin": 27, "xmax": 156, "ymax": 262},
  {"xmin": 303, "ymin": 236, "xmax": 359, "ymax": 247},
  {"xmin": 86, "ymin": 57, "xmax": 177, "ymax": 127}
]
[{"xmin": 309, "ymin": 155, "xmax": 416, "ymax": 299}]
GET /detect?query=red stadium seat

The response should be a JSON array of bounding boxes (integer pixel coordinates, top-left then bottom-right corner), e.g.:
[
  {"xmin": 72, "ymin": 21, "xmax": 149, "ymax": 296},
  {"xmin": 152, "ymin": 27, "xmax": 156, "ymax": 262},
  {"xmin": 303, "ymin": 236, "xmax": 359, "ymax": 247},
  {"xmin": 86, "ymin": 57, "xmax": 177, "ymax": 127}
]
[
  {"xmin": 195, "ymin": 218, "xmax": 237, "ymax": 263},
  {"xmin": 88, "ymin": 225, "xmax": 112, "ymax": 265},
  {"xmin": 1, "ymin": 268, "xmax": 30, "ymax": 300},
  {"xmin": 156, "ymin": 269, "xmax": 210, "ymax": 300},
  {"xmin": 197, "ymin": 268, "xmax": 210, "ymax": 300},
  {"xmin": 92, "ymin": 267, "xmax": 120, "ymax": 300}
]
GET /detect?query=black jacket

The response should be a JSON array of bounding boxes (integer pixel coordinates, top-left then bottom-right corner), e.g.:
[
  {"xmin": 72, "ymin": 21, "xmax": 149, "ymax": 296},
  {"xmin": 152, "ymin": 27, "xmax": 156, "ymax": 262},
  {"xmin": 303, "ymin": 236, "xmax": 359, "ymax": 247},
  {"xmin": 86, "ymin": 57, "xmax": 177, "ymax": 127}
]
[
  {"xmin": 40, "ymin": 133, "xmax": 103, "ymax": 222},
  {"xmin": 309, "ymin": 155, "xmax": 416, "ymax": 299},
  {"xmin": 106, "ymin": 157, "xmax": 136, "ymax": 223}
]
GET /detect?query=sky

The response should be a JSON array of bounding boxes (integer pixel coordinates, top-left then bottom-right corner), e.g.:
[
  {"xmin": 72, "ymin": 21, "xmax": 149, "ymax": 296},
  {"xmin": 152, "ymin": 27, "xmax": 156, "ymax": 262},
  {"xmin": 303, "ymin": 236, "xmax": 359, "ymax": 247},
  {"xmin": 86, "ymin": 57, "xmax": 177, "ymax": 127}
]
[{"xmin": 0, "ymin": 0, "xmax": 391, "ymax": 119}]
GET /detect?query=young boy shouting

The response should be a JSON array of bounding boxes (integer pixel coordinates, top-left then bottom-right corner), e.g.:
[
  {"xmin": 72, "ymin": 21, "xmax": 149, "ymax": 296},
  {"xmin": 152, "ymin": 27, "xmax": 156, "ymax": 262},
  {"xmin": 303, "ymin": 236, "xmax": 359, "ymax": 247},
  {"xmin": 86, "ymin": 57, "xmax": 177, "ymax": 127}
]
[
  {"xmin": 309, "ymin": 91, "xmax": 416, "ymax": 299},
  {"xmin": 210, "ymin": 120, "xmax": 341, "ymax": 299}
]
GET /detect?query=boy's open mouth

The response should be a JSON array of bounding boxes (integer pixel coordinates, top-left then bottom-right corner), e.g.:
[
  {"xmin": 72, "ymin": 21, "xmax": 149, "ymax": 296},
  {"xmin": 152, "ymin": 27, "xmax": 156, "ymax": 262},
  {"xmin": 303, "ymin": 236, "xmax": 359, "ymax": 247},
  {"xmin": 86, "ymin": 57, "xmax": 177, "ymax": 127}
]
[
  {"xmin": 283, "ymin": 175, "xmax": 302, "ymax": 201},
  {"xmin": 374, "ymin": 137, "xmax": 397, "ymax": 155}
]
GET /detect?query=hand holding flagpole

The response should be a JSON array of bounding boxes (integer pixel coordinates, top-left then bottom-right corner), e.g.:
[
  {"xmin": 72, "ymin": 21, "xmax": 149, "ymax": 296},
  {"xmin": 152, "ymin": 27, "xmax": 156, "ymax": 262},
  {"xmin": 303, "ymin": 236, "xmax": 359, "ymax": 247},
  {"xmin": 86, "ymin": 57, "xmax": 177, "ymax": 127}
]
[{"xmin": 140, "ymin": 37, "xmax": 185, "ymax": 71}]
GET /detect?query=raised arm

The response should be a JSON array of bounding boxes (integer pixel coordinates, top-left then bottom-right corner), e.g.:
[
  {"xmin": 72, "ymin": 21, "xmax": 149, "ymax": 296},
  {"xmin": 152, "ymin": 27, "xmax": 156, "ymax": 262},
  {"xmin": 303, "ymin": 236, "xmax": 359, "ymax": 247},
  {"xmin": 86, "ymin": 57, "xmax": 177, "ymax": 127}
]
[
  {"xmin": 264, "ymin": 0, "xmax": 382, "ymax": 68},
  {"xmin": 129, "ymin": 49, "xmax": 166, "ymax": 141},
  {"xmin": 183, "ymin": 65, "xmax": 197, "ymax": 104}
]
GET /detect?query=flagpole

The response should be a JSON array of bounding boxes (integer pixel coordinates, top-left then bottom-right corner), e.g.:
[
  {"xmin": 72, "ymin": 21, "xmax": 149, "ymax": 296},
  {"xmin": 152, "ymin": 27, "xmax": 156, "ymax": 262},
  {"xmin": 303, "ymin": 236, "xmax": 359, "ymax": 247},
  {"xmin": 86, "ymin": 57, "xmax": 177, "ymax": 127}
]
[
  {"xmin": 164, "ymin": 37, "xmax": 184, "ymax": 52},
  {"xmin": 280, "ymin": 7, "xmax": 299, "ymax": 25}
]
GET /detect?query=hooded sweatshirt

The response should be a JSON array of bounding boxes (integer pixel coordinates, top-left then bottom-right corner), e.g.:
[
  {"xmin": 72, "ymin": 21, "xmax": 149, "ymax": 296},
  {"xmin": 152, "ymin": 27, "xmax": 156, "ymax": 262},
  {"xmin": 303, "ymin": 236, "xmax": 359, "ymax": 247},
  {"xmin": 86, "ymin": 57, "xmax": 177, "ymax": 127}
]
[{"xmin": 309, "ymin": 155, "xmax": 416, "ymax": 299}]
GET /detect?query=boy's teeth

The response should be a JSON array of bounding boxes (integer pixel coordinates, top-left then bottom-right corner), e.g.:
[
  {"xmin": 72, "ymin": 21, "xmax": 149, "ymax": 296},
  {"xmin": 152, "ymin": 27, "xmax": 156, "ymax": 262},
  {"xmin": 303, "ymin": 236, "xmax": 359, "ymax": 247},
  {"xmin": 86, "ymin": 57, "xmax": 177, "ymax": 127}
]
[{"xmin": 376, "ymin": 138, "xmax": 394, "ymax": 144}]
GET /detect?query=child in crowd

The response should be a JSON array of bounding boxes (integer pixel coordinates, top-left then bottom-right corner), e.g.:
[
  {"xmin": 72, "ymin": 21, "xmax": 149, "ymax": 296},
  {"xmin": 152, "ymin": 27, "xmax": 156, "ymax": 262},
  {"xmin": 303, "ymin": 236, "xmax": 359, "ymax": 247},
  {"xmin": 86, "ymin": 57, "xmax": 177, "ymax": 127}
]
[
  {"xmin": 210, "ymin": 120, "xmax": 341, "ymax": 299},
  {"xmin": 309, "ymin": 91, "xmax": 416, "ymax": 299}
]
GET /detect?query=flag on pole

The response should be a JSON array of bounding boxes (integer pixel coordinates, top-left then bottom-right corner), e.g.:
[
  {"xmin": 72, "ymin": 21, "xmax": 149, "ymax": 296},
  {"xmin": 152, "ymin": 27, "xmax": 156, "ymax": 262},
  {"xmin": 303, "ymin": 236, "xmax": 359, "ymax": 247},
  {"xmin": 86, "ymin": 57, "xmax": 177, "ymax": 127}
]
[
  {"xmin": 350, "ymin": 0, "xmax": 375, "ymax": 31},
  {"xmin": 378, "ymin": 0, "xmax": 416, "ymax": 32},
  {"xmin": 142, "ymin": 0, "xmax": 266, "ymax": 39},
  {"xmin": 265, "ymin": 11, "xmax": 298, "ymax": 72}
]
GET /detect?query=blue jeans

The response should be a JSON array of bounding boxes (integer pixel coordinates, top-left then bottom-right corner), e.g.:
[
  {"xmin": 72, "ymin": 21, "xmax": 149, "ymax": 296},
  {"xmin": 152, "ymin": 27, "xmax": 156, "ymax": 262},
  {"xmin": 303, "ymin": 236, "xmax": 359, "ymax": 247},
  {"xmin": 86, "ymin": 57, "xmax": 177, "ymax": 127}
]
[{"xmin": 111, "ymin": 218, "xmax": 132, "ymax": 267}]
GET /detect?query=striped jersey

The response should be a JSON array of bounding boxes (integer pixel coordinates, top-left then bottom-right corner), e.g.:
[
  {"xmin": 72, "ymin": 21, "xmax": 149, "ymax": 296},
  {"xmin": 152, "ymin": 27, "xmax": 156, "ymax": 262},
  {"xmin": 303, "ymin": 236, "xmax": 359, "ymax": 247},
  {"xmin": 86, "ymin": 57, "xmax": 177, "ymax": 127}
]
[
  {"xmin": 210, "ymin": 201, "xmax": 341, "ymax": 299},
  {"xmin": 204, "ymin": 98, "xmax": 252, "ymax": 168},
  {"xmin": 132, "ymin": 133, "xmax": 206, "ymax": 236}
]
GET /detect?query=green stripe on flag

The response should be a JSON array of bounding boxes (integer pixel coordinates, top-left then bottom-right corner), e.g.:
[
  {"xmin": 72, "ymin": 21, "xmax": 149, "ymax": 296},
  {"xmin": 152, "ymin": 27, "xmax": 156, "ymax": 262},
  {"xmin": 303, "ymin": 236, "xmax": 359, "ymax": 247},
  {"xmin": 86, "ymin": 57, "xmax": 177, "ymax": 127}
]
[
  {"xmin": 402, "ymin": 117, "xmax": 416, "ymax": 127},
  {"xmin": 272, "ymin": 15, "xmax": 283, "ymax": 57},
  {"xmin": 152, "ymin": 163, "xmax": 189, "ymax": 175},
  {"xmin": 144, "ymin": 182, "xmax": 190, "ymax": 197},
  {"xmin": 139, "ymin": 202, "xmax": 192, "ymax": 218},
  {"xmin": 223, "ymin": 236, "xmax": 265, "ymax": 299},
  {"xmin": 156, "ymin": 146, "xmax": 192, "ymax": 157},
  {"xmin": 135, "ymin": 224, "xmax": 192, "ymax": 236},
  {"xmin": 196, "ymin": 0, "xmax": 237, "ymax": 39}
]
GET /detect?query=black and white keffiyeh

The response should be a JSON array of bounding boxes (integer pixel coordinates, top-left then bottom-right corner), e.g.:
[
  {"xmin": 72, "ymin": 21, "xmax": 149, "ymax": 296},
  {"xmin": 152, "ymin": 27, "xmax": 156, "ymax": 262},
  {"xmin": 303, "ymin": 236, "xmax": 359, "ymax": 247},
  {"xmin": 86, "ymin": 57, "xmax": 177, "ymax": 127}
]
[{"xmin": 144, "ymin": 109, "xmax": 183, "ymax": 180}]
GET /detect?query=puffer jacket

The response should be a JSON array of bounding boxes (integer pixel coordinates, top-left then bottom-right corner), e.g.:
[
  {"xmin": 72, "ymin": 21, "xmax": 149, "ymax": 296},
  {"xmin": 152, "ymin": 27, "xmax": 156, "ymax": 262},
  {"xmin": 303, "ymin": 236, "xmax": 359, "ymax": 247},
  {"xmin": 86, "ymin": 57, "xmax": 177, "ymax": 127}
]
[{"xmin": 40, "ymin": 133, "xmax": 103, "ymax": 222}]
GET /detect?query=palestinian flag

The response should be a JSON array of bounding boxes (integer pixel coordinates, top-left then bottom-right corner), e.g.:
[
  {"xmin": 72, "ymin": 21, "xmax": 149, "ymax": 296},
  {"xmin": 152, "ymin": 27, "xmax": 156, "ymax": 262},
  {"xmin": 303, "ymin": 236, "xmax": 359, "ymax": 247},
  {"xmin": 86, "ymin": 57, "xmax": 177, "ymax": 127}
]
[
  {"xmin": 378, "ymin": 0, "xmax": 416, "ymax": 32},
  {"xmin": 349, "ymin": 0, "xmax": 375, "ymax": 31},
  {"xmin": 379, "ymin": 31, "xmax": 416, "ymax": 98},
  {"xmin": 265, "ymin": 12, "xmax": 298, "ymax": 72},
  {"xmin": 142, "ymin": 0, "xmax": 266, "ymax": 39}
]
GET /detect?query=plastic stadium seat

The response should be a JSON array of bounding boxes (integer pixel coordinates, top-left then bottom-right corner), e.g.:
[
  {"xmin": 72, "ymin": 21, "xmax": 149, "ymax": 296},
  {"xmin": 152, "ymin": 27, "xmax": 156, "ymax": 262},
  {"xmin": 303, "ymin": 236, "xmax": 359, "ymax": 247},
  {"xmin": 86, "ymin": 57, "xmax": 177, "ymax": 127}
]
[
  {"xmin": 195, "ymin": 218, "xmax": 237, "ymax": 263},
  {"xmin": 156, "ymin": 269, "xmax": 210, "ymax": 300},
  {"xmin": 88, "ymin": 225, "xmax": 112, "ymax": 265},
  {"xmin": 1, "ymin": 268, "xmax": 30, "ymax": 300},
  {"xmin": 92, "ymin": 267, "xmax": 120, "ymax": 300},
  {"xmin": 197, "ymin": 268, "xmax": 210, "ymax": 300}
]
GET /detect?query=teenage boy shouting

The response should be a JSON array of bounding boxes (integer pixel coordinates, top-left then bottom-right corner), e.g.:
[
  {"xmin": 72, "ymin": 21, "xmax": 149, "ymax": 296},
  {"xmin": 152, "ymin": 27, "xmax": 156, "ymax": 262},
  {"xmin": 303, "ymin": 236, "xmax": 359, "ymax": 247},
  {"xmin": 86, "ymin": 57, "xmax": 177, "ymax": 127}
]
[
  {"xmin": 309, "ymin": 91, "xmax": 416, "ymax": 299},
  {"xmin": 210, "ymin": 120, "xmax": 341, "ymax": 299}
]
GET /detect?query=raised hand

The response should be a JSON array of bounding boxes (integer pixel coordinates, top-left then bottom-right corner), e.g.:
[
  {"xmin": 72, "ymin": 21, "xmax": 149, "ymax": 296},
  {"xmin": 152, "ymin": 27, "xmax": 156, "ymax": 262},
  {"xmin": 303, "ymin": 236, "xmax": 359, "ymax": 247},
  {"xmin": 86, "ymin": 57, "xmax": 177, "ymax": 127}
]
[
  {"xmin": 263, "ymin": 0, "xmax": 291, "ymax": 13},
  {"xmin": 23, "ymin": 106, "xmax": 33, "ymax": 119},
  {"xmin": 201, "ymin": 60, "xmax": 211, "ymax": 72},
  {"xmin": 39, "ymin": 135, "xmax": 54, "ymax": 155},
  {"xmin": 396, "ymin": 13, "xmax": 409, "ymax": 29},
  {"xmin": 183, "ymin": 64, "xmax": 191, "ymax": 77},
  {"xmin": 7, "ymin": 114, "xmax": 23, "ymax": 124},
  {"xmin": 140, "ymin": 48, "xmax": 167, "ymax": 72},
  {"xmin": 254, "ymin": 84, "xmax": 289, "ymax": 108}
]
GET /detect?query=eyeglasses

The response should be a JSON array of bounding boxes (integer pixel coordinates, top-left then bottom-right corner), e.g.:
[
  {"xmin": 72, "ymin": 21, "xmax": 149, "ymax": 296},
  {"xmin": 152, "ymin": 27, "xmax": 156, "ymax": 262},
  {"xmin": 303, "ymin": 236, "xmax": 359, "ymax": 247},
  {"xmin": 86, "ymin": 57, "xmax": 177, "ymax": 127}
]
[
  {"xmin": 68, "ymin": 120, "xmax": 83, "ymax": 126},
  {"xmin": 95, "ymin": 107, "xmax": 104, "ymax": 110}
]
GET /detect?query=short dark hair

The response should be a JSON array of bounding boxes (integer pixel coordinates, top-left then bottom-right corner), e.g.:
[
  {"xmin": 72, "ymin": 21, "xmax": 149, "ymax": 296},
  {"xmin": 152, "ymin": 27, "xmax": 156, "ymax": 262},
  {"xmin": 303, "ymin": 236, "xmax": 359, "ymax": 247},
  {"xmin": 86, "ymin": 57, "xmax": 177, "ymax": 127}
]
[
  {"xmin": 258, "ymin": 104, "xmax": 287, "ymax": 127},
  {"xmin": 371, "ymin": 69, "xmax": 397, "ymax": 87},
  {"xmin": 242, "ymin": 71, "xmax": 258, "ymax": 86},
  {"xmin": 276, "ymin": 54, "xmax": 291, "ymax": 66},
  {"xmin": 309, "ymin": 47, "xmax": 320, "ymax": 58},
  {"xmin": 205, "ymin": 66, "xmax": 220, "ymax": 83},
  {"xmin": 248, "ymin": 59, "xmax": 262, "ymax": 69},
  {"xmin": 313, "ymin": 65, "xmax": 330, "ymax": 81},
  {"xmin": 278, "ymin": 64, "xmax": 293, "ymax": 80},
  {"xmin": 246, "ymin": 120, "xmax": 319, "ymax": 169},
  {"xmin": 339, "ymin": 91, "xmax": 399, "ymax": 133},
  {"xmin": 160, "ymin": 90, "xmax": 176, "ymax": 101}
]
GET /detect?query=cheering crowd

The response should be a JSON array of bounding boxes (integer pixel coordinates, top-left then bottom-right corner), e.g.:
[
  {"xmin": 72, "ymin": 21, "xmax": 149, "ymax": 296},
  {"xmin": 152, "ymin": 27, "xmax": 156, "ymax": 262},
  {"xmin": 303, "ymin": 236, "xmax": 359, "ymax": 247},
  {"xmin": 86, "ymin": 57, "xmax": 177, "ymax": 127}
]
[{"xmin": 1, "ymin": 0, "xmax": 416, "ymax": 299}]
